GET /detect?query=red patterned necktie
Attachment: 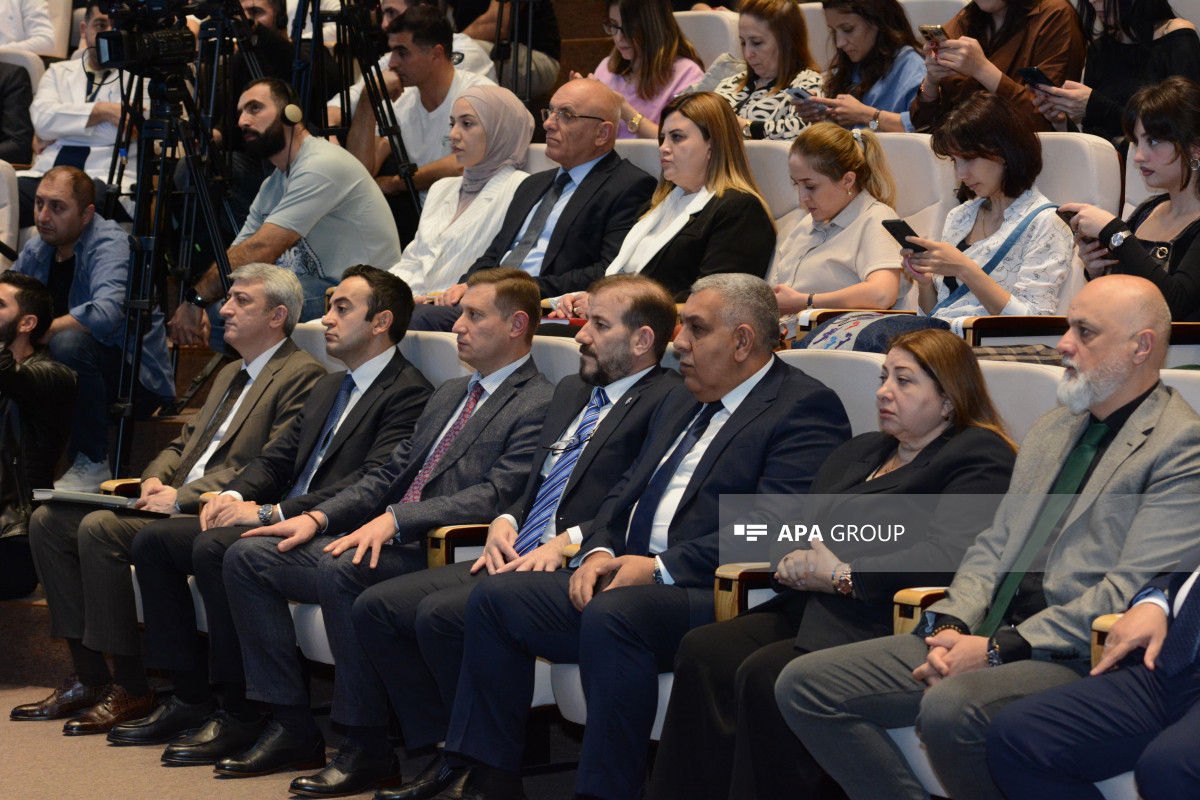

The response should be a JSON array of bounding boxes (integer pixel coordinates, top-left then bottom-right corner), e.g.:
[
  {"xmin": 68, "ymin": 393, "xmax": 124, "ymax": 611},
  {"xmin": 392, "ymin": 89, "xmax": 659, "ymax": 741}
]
[{"xmin": 400, "ymin": 381, "xmax": 484, "ymax": 503}]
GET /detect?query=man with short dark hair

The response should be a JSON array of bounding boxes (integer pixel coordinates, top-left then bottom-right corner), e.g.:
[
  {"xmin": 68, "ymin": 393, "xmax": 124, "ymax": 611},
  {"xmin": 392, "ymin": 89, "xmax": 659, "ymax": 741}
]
[
  {"xmin": 11, "ymin": 165, "xmax": 174, "ymax": 491},
  {"xmin": 0, "ymin": 272, "xmax": 75, "ymax": 600}
]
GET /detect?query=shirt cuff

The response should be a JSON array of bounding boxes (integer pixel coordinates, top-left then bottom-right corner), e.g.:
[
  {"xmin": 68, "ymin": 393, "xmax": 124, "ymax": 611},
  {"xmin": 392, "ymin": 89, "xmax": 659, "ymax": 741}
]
[
  {"xmin": 992, "ymin": 627, "xmax": 1033, "ymax": 663},
  {"xmin": 1132, "ymin": 587, "xmax": 1170, "ymax": 616},
  {"xmin": 497, "ymin": 514, "xmax": 518, "ymax": 530},
  {"xmin": 654, "ymin": 555, "xmax": 675, "ymax": 585},
  {"xmin": 564, "ymin": 525, "xmax": 583, "ymax": 546},
  {"xmin": 388, "ymin": 506, "xmax": 401, "ymax": 535},
  {"xmin": 221, "ymin": 490, "xmax": 244, "ymax": 501}
]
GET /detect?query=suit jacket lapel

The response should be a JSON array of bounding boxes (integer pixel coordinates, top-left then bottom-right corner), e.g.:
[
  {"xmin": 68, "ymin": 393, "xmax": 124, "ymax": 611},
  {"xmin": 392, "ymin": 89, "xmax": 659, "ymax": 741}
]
[
  {"xmin": 425, "ymin": 362, "xmax": 531, "ymax": 484},
  {"xmin": 543, "ymin": 152, "xmax": 616, "ymax": 266},
  {"xmin": 219, "ymin": 339, "xmax": 299, "ymax": 452},
  {"xmin": 322, "ymin": 350, "xmax": 403, "ymax": 459}
]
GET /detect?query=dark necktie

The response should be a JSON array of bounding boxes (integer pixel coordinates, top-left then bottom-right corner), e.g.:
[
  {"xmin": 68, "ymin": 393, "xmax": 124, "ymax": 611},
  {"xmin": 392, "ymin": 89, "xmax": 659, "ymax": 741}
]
[
  {"xmin": 976, "ymin": 421, "xmax": 1111, "ymax": 637},
  {"xmin": 1159, "ymin": 579, "xmax": 1200, "ymax": 675},
  {"xmin": 500, "ymin": 172, "xmax": 572, "ymax": 269},
  {"xmin": 287, "ymin": 373, "xmax": 356, "ymax": 500},
  {"xmin": 172, "ymin": 369, "xmax": 251, "ymax": 487},
  {"xmin": 514, "ymin": 387, "xmax": 610, "ymax": 555},
  {"xmin": 400, "ymin": 381, "xmax": 484, "ymax": 503},
  {"xmin": 625, "ymin": 402, "xmax": 723, "ymax": 557}
]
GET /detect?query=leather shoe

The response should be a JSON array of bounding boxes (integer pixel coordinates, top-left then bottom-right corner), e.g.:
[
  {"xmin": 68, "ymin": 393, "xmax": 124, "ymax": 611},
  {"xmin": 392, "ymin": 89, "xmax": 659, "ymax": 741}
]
[
  {"xmin": 290, "ymin": 742, "xmax": 403, "ymax": 797},
  {"xmin": 214, "ymin": 721, "xmax": 325, "ymax": 777},
  {"xmin": 62, "ymin": 685, "xmax": 156, "ymax": 735},
  {"xmin": 107, "ymin": 694, "xmax": 217, "ymax": 745},
  {"xmin": 10, "ymin": 676, "xmax": 107, "ymax": 721},
  {"xmin": 429, "ymin": 766, "xmax": 524, "ymax": 800},
  {"xmin": 377, "ymin": 753, "xmax": 470, "ymax": 800},
  {"xmin": 161, "ymin": 710, "xmax": 267, "ymax": 765}
]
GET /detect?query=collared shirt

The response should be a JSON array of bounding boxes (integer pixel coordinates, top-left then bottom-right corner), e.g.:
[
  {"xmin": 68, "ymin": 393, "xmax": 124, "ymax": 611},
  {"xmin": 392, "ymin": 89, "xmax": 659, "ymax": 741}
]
[
  {"xmin": 430, "ymin": 353, "xmax": 531, "ymax": 446},
  {"xmin": 183, "ymin": 338, "xmax": 287, "ymax": 486},
  {"xmin": 506, "ymin": 153, "xmax": 608, "ymax": 276}
]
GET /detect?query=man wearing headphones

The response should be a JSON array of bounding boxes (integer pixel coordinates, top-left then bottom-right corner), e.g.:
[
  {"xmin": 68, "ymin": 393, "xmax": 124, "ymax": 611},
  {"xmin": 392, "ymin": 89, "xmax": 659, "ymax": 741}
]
[{"xmin": 167, "ymin": 78, "xmax": 402, "ymax": 347}]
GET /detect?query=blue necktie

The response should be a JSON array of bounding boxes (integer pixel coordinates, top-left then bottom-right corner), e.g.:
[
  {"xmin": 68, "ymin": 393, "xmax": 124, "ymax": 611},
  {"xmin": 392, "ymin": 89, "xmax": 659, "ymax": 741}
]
[
  {"xmin": 514, "ymin": 387, "xmax": 610, "ymax": 555},
  {"xmin": 625, "ymin": 402, "xmax": 723, "ymax": 557},
  {"xmin": 1160, "ymin": 582, "xmax": 1200, "ymax": 676},
  {"xmin": 287, "ymin": 373, "xmax": 355, "ymax": 500}
]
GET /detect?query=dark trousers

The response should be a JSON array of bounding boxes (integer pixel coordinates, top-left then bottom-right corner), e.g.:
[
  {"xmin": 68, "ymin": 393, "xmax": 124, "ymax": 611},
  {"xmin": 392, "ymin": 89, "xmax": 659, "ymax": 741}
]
[
  {"xmin": 647, "ymin": 596, "xmax": 846, "ymax": 800},
  {"xmin": 987, "ymin": 660, "xmax": 1200, "ymax": 800},
  {"xmin": 408, "ymin": 304, "xmax": 460, "ymax": 332},
  {"xmin": 445, "ymin": 569, "xmax": 714, "ymax": 800},
  {"xmin": 223, "ymin": 534, "xmax": 425, "ymax": 727},
  {"xmin": 131, "ymin": 517, "xmax": 247, "ymax": 685},
  {"xmin": 352, "ymin": 559, "xmax": 484, "ymax": 749},
  {"xmin": 0, "ymin": 535, "xmax": 38, "ymax": 600}
]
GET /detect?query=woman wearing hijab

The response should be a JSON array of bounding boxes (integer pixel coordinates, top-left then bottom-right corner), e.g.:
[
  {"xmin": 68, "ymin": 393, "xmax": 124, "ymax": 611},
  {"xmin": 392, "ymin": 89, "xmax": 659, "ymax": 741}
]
[{"xmin": 389, "ymin": 85, "xmax": 535, "ymax": 299}]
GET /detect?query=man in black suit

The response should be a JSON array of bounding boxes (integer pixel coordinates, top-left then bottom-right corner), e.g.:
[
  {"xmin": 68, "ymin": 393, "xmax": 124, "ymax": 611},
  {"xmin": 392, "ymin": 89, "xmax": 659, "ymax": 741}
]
[
  {"xmin": 438, "ymin": 273, "xmax": 852, "ymax": 800},
  {"xmin": 215, "ymin": 268, "xmax": 554, "ymax": 794},
  {"xmin": 409, "ymin": 78, "xmax": 657, "ymax": 331},
  {"xmin": 102, "ymin": 266, "xmax": 432, "ymax": 762},
  {"xmin": 350, "ymin": 274, "xmax": 682, "ymax": 800}
]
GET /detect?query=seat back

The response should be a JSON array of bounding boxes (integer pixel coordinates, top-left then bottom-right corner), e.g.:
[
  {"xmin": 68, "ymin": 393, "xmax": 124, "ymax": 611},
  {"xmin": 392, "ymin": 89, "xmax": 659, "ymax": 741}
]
[
  {"xmin": 0, "ymin": 48, "xmax": 45, "ymax": 91},
  {"xmin": 1162, "ymin": 367, "xmax": 1200, "ymax": 411},
  {"xmin": 976, "ymin": 360, "xmax": 1062, "ymax": 444},
  {"xmin": 399, "ymin": 330, "xmax": 474, "ymax": 388},
  {"xmin": 0, "ymin": 161, "xmax": 18, "ymax": 270},
  {"xmin": 1035, "ymin": 132, "xmax": 1122, "ymax": 216},
  {"xmin": 290, "ymin": 320, "xmax": 343, "ymax": 371},
  {"xmin": 900, "ymin": 0, "xmax": 969, "ymax": 26},
  {"xmin": 45, "ymin": 0, "xmax": 72, "ymax": 57},
  {"xmin": 70, "ymin": 6, "xmax": 84, "ymax": 50},
  {"xmin": 531, "ymin": 334, "xmax": 582, "ymax": 383},
  {"xmin": 776, "ymin": 349, "xmax": 885, "ymax": 435},
  {"xmin": 1123, "ymin": 141, "xmax": 1162, "ymax": 218},
  {"xmin": 799, "ymin": 3, "xmax": 834, "ymax": 68},
  {"xmin": 744, "ymin": 139, "xmax": 800, "ymax": 221},
  {"xmin": 1171, "ymin": 0, "xmax": 1200, "ymax": 28},
  {"xmin": 613, "ymin": 139, "xmax": 664, "ymax": 178},
  {"xmin": 673, "ymin": 9, "xmax": 740, "ymax": 70},
  {"xmin": 524, "ymin": 143, "xmax": 555, "ymax": 175},
  {"xmin": 875, "ymin": 132, "xmax": 959, "ymax": 238}
]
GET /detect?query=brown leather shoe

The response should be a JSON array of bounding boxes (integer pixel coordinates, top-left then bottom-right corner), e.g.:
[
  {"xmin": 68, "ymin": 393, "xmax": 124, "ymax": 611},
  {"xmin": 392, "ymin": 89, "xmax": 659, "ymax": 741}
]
[
  {"xmin": 10, "ymin": 676, "xmax": 107, "ymax": 721},
  {"xmin": 62, "ymin": 685, "xmax": 156, "ymax": 736}
]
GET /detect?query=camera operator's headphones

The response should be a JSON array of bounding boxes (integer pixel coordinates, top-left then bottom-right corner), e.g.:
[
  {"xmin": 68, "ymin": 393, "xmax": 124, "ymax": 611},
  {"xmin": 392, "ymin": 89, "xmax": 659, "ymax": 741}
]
[{"xmin": 282, "ymin": 84, "xmax": 304, "ymax": 126}]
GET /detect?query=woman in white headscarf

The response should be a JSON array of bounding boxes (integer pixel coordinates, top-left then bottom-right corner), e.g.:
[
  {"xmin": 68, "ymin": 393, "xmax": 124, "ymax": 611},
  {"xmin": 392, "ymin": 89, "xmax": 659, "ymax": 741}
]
[{"xmin": 389, "ymin": 85, "xmax": 535, "ymax": 299}]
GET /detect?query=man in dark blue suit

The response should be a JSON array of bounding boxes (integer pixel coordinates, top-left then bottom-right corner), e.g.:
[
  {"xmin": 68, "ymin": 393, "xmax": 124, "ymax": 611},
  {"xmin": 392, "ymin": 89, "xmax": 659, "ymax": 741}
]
[
  {"xmin": 352, "ymin": 274, "xmax": 683, "ymax": 800},
  {"xmin": 409, "ymin": 78, "xmax": 656, "ymax": 331},
  {"xmin": 988, "ymin": 562, "xmax": 1200, "ymax": 800},
  {"xmin": 439, "ymin": 274, "xmax": 852, "ymax": 800}
]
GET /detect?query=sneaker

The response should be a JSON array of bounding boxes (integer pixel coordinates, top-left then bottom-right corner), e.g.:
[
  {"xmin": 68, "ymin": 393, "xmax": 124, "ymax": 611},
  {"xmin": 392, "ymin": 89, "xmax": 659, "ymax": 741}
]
[{"xmin": 54, "ymin": 455, "xmax": 111, "ymax": 492}]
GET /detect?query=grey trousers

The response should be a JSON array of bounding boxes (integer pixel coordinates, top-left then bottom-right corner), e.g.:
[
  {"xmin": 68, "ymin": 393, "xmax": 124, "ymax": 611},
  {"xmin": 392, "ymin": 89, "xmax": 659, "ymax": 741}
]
[
  {"xmin": 28, "ymin": 502, "xmax": 161, "ymax": 656},
  {"xmin": 774, "ymin": 632, "xmax": 1086, "ymax": 800}
]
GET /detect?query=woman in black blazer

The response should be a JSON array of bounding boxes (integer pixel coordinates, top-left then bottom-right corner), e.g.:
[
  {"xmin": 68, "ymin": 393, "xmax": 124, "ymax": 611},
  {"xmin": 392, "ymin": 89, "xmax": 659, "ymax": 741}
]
[
  {"xmin": 648, "ymin": 328, "xmax": 1018, "ymax": 800},
  {"xmin": 551, "ymin": 91, "xmax": 776, "ymax": 315}
]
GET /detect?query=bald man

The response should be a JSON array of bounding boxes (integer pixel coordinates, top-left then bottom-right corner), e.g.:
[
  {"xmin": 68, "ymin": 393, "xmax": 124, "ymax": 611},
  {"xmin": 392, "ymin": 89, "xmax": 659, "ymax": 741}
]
[{"xmin": 775, "ymin": 275, "xmax": 1200, "ymax": 800}]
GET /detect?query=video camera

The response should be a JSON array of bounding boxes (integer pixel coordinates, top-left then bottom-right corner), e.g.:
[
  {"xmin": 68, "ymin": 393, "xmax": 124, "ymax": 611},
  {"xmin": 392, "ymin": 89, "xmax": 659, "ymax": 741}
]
[{"xmin": 95, "ymin": 0, "xmax": 199, "ymax": 74}]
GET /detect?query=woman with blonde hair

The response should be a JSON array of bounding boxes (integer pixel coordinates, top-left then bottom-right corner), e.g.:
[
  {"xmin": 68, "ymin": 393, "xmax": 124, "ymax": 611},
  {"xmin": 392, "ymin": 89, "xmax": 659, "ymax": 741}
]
[
  {"xmin": 553, "ymin": 91, "xmax": 776, "ymax": 314},
  {"xmin": 772, "ymin": 121, "xmax": 913, "ymax": 319}
]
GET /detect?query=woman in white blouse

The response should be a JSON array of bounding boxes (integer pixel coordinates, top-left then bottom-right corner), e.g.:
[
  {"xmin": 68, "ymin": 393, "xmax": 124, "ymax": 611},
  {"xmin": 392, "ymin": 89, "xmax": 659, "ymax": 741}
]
[
  {"xmin": 901, "ymin": 92, "xmax": 1073, "ymax": 333},
  {"xmin": 772, "ymin": 122, "xmax": 912, "ymax": 322},
  {"xmin": 388, "ymin": 85, "xmax": 534, "ymax": 299}
]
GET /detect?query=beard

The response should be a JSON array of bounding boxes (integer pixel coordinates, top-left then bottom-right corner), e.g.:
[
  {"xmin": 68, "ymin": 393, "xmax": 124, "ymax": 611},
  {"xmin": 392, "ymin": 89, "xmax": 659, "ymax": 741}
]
[
  {"xmin": 0, "ymin": 317, "xmax": 18, "ymax": 348},
  {"xmin": 579, "ymin": 343, "xmax": 633, "ymax": 387},
  {"xmin": 243, "ymin": 118, "xmax": 288, "ymax": 160},
  {"xmin": 1057, "ymin": 355, "xmax": 1128, "ymax": 414}
]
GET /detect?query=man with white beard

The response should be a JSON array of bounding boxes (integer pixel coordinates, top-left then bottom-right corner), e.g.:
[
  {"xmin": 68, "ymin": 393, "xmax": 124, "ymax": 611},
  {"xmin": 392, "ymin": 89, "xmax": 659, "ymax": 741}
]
[{"xmin": 774, "ymin": 274, "xmax": 1200, "ymax": 800}]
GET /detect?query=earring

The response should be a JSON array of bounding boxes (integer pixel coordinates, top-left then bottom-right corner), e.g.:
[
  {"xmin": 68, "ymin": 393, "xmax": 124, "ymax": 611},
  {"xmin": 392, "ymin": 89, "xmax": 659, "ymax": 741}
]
[
  {"xmin": 847, "ymin": 188, "xmax": 853, "ymax": 196},
  {"xmin": 1190, "ymin": 157, "xmax": 1200, "ymax": 171}
]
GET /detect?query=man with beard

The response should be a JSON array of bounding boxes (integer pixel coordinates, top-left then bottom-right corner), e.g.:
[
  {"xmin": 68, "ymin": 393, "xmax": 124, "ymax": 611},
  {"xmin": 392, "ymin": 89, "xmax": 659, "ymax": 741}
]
[
  {"xmin": 339, "ymin": 275, "xmax": 681, "ymax": 800},
  {"xmin": 10, "ymin": 166, "xmax": 174, "ymax": 491},
  {"xmin": 774, "ymin": 274, "xmax": 1200, "ymax": 800},
  {"xmin": 0, "ymin": 272, "xmax": 75, "ymax": 600},
  {"xmin": 168, "ymin": 78, "xmax": 401, "ymax": 345}
]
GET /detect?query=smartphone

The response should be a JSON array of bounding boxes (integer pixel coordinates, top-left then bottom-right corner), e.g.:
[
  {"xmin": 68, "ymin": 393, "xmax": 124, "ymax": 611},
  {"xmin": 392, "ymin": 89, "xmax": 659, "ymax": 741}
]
[
  {"xmin": 785, "ymin": 86, "xmax": 815, "ymax": 102},
  {"xmin": 1056, "ymin": 208, "xmax": 1077, "ymax": 225},
  {"xmin": 1017, "ymin": 66, "xmax": 1057, "ymax": 89},
  {"xmin": 918, "ymin": 25, "xmax": 948, "ymax": 44},
  {"xmin": 882, "ymin": 219, "xmax": 926, "ymax": 253}
]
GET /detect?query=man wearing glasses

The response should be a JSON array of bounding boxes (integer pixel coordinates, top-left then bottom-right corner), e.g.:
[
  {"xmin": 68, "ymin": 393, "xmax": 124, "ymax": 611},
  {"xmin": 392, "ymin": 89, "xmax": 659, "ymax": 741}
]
[{"xmin": 410, "ymin": 78, "xmax": 657, "ymax": 331}]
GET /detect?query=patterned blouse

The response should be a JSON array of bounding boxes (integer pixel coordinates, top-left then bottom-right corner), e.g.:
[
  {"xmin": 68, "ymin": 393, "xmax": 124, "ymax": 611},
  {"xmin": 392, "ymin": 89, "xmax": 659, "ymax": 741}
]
[{"xmin": 713, "ymin": 69, "xmax": 823, "ymax": 141}]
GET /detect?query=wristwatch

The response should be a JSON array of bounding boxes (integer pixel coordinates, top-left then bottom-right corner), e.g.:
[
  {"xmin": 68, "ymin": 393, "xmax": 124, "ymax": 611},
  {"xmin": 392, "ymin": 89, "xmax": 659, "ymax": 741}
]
[
  {"xmin": 986, "ymin": 637, "xmax": 1004, "ymax": 668},
  {"xmin": 742, "ymin": 121, "xmax": 753, "ymax": 140},
  {"xmin": 258, "ymin": 504, "xmax": 275, "ymax": 526},
  {"xmin": 832, "ymin": 563, "xmax": 853, "ymax": 595},
  {"xmin": 653, "ymin": 564, "xmax": 665, "ymax": 585},
  {"xmin": 1108, "ymin": 229, "xmax": 1133, "ymax": 251},
  {"xmin": 869, "ymin": 108, "xmax": 882, "ymax": 131},
  {"xmin": 628, "ymin": 112, "xmax": 643, "ymax": 133},
  {"xmin": 184, "ymin": 287, "xmax": 211, "ymax": 309}
]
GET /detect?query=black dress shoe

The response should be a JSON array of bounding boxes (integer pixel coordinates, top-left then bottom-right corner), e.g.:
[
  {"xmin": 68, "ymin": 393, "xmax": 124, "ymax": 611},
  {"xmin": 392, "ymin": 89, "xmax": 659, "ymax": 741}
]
[
  {"xmin": 161, "ymin": 710, "xmax": 267, "ymax": 765},
  {"xmin": 429, "ymin": 766, "xmax": 524, "ymax": 800},
  {"xmin": 290, "ymin": 741, "xmax": 403, "ymax": 797},
  {"xmin": 377, "ymin": 753, "xmax": 470, "ymax": 800},
  {"xmin": 214, "ymin": 721, "xmax": 325, "ymax": 777},
  {"xmin": 107, "ymin": 695, "xmax": 217, "ymax": 745}
]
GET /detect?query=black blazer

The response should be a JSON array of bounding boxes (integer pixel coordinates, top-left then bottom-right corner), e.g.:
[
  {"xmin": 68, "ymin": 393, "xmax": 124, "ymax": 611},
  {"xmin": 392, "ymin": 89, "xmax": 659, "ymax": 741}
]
[
  {"xmin": 464, "ymin": 151, "xmax": 657, "ymax": 297},
  {"xmin": 760, "ymin": 427, "xmax": 1017, "ymax": 653},
  {"xmin": 223, "ymin": 349, "xmax": 434, "ymax": 519},
  {"xmin": 580, "ymin": 357, "xmax": 851, "ymax": 588},
  {"xmin": 507, "ymin": 367, "xmax": 682, "ymax": 534},
  {"xmin": 639, "ymin": 189, "xmax": 776, "ymax": 301},
  {"xmin": 0, "ymin": 62, "xmax": 33, "ymax": 166}
]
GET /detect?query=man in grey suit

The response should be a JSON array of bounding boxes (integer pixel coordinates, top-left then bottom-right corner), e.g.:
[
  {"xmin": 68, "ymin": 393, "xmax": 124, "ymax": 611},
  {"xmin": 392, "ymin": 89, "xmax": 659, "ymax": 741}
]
[
  {"xmin": 775, "ymin": 274, "xmax": 1200, "ymax": 800},
  {"xmin": 216, "ymin": 268, "xmax": 554, "ymax": 788},
  {"xmin": 11, "ymin": 264, "xmax": 325, "ymax": 735}
]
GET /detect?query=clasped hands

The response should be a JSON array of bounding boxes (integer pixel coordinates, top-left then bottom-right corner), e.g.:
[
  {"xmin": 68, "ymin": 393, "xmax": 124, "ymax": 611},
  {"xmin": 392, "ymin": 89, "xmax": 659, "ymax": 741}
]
[
  {"xmin": 568, "ymin": 551, "xmax": 657, "ymax": 612},
  {"xmin": 132, "ymin": 477, "xmax": 178, "ymax": 514},
  {"xmin": 913, "ymin": 630, "xmax": 989, "ymax": 687},
  {"xmin": 470, "ymin": 517, "xmax": 569, "ymax": 575},
  {"xmin": 773, "ymin": 540, "xmax": 842, "ymax": 593}
]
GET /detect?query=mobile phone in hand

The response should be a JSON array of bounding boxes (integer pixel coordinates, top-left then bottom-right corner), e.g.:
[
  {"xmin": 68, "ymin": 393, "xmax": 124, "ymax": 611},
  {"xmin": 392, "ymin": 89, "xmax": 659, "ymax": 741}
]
[
  {"xmin": 918, "ymin": 25, "xmax": 948, "ymax": 44},
  {"xmin": 1017, "ymin": 66, "xmax": 1057, "ymax": 89},
  {"xmin": 882, "ymin": 219, "xmax": 927, "ymax": 253},
  {"xmin": 785, "ymin": 86, "xmax": 815, "ymax": 102}
]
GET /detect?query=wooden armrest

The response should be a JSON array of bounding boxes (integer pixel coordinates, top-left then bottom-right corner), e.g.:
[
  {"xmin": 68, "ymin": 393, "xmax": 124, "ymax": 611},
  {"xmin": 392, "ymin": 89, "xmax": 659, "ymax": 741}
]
[
  {"xmin": 100, "ymin": 478, "xmax": 141, "ymax": 497},
  {"xmin": 426, "ymin": 524, "xmax": 489, "ymax": 569},
  {"xmin": 198, "ymin": 491, "xmax": 220, "ymax": 505},
  {"xmin": 892, "ymin": 587, "xmax": 948, "ymax": 635},
  {"xmin": 958, "ymin": 315, "xmax": 1068, "ymax": 346},
  {"xmin": 562, "ymin": 542, "xmax": 580, "ymax": 568},
  {"xmin": 714, "ymin": 562, "xmax": 772, "ymax": 623},
  {"xmin": 1091, "ymin": 613, "xmax": 1124, "ymax": 668}
]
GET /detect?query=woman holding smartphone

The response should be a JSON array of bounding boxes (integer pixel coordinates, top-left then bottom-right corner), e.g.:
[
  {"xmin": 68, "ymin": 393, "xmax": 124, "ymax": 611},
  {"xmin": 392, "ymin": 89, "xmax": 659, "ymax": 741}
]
[
  {"xmin": 909, "ymin": 0, "xmax": 1085, "ymax": 132},
  {"xmin": 1061, "ymin": 77, "xmax": 1200, "ymax": 320},
  {"xmin": 1030, "ymin": 0, "xmax": 1200, "ymax": 143}
]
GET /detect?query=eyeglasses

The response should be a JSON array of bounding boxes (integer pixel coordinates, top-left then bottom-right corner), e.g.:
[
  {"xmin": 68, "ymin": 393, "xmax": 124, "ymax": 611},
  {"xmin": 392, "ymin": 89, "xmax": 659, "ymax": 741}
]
[
  {"xmin": 601, "ymin": 19, "xmax": 626, "ymax": 37},
  {"xmin": 545, "ymin": 430, "xmax": 595, "ymax": 457},
  {"xmin": 541, "ymin": 107, "xmax": 606, "ymax": 124}
]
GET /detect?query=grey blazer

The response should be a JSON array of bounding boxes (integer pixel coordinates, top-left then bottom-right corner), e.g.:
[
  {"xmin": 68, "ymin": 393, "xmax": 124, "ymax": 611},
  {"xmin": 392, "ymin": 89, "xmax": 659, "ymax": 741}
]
[
  {"xmin": 314, "ymin": 357, "xmax": 554, "ymax": 541},
  {"xmin": 928, "ymin": 382, "xmax": 1200, "ymax": 661}
]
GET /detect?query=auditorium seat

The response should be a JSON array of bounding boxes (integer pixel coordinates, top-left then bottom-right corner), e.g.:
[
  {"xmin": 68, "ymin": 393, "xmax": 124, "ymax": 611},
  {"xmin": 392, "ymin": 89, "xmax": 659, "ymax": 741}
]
[
  {"xmin": 531, "ymin": 334, "xmax": 585, "ymax": 383},
  {"xmin": 0, "ymin": 161, "xmax": 18, "ymax": 269},
  {"xmin": 0, "ymin": 48, "xmax": 45, "ymax": 98},
  {"xmin": 875, "ymin": 132, "xmax": 959, "ymax": 239},
  {"xmin": 1036, "ymin": 132, "xmax": 1122, "ymax": 216},
  {"xmin": 673, "ymin": 9, "xmax": 740, "ymax": 72},
  {"xmin": 900, "ymin": 0, "xmax": 970, "ymax": 27},
  {"xmin": 45, "ymin": 0, "xmax": 72, "ymax": 58},
  {"xmin": 799, "ymin": 3, "xmax": 834, "ymax": 69},
  {"xmin": 776, "ymin": 349, "xmax": 885, "ymax": 435}
]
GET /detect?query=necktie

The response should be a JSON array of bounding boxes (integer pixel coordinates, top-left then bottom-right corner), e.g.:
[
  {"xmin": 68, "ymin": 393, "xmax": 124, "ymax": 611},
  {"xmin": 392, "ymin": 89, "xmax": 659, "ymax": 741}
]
[
  {"xmin": 625, "ymin": 402, "xmax": 723, "ymax": 557},
  {"xmin": 172, "ymin": 369, "xmax": 251, "ymax": 487},
  {"xmin": 514, "ymin": 388, "xmax": 610, "ymax": 555},
  {"xmin": 500, "ymin": 172, "xmax": 572, "ymax": 269},
  {"xmin": 976, "ymin": 421, "xmax": 1111, "ymax": 637},
  {"xmin": 1159, "ymin": 580, "xmax": 1200, "ymax": 675},
  {"xmin": 286, "ymin": 373, "xmax": 356, "ymax": 500},
  {"xmin": 400, "ymin": 381, "xmax": 484, "ymax": 503}
]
